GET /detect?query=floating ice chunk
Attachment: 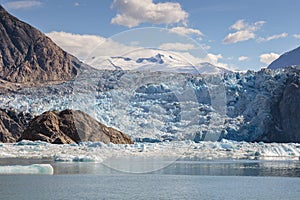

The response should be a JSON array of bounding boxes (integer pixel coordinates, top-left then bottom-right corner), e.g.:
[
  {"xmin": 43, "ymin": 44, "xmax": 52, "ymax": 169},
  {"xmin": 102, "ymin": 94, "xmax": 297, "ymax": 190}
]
[
  {"xmin": 54, "ymin": 155, "xmax": 97, "ymax": 162},
  {"xmin": 15, "ymin": 140, "xmax": 49, "ymax": 146},
  {"xmin": 79, "ymin": 141, "xmax": 106, "ymax": 148},
  {"xmin": 0, "ymin": 164, "xmax": 53, "ymax": 175}
]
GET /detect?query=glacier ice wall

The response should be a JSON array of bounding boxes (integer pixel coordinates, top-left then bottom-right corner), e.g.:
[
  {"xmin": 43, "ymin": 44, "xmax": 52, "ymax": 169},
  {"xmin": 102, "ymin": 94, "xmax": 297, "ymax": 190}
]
[{"xmin": 0, "ymin": 67, "xmax": 298, "ymax": 142}]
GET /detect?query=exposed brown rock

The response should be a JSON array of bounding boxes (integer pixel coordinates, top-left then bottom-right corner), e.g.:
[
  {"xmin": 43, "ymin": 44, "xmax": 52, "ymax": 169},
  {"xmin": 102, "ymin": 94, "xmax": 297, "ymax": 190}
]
[
  {"xmin": 0, "ymin": 5, "xmax": 83, "ymax": 83},
  {"xmin": 20, "ymin": 109, "xmax": 133, "ymax": 144},
  {"xmin": 0, "ymin": 109, "xmax": 32, "ymax": 142}
]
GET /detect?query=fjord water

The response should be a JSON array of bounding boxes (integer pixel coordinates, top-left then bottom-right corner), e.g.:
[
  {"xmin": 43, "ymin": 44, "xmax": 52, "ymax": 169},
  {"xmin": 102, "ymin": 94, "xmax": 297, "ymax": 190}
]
[
  {"xmin": 1, "ymin": 159, "xmax": 300, "ymax": 200},
  {"xmin": 1, "ymin": 174, "xmax": 300, "ymax": 200}
]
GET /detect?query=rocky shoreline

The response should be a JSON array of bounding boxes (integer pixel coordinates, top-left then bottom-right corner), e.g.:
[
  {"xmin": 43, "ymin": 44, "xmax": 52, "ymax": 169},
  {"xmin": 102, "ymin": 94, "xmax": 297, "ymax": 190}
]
[{"xmin": 0, "ymin": 109, "xmax": 133, "ymax": 144}]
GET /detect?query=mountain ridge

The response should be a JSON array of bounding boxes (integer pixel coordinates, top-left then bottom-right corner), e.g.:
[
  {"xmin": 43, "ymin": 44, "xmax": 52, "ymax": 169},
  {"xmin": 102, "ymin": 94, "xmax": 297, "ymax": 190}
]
[
  {"xmin": 0, "ymin": 5, "xmax": 84, "ymax": 83},
  {"xmin": 268, "ymin": 46, "xmax": 300, "ymax": 69}
]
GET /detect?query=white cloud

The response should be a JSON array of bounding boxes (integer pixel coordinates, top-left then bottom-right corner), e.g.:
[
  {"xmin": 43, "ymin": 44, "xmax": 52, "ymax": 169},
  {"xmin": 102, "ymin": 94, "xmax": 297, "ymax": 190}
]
[
  {"xmin": 46, "ymin": 31, "xmax": 105, "ymax": 60},
  {"xmin": 200, "ymin": 44, "xmax": 211, "ymax": 50},
  {"xmin": 205, "ymin": 53, "xmax": 223, "ymax": 65},
  {"xmin": 238, "ymin": 56, "xmax": 249, "ymax": 61},
  {"xmin": 293, "ymin": 34, "xmax": 300, "ymax": 39},
  {"xmin": 74, "ymin": 2, "xmax": 80, "ymax": 7},
  {"xmin": 223, "ymin": 19, "xmax": 265, "ymax": 44},
  {"xmin": 46, "ymin": 31, "xmax": 138, "ymax": 64},
  {"xmin": 257, "ymin": 32, "xmax": 288, "ymax": 42},
  {"xmin": 168, "ymin": 26, "xmax": 204, "ymax": 36},
  {"xmin": 4, "ymin": 1, "xmax": 42, "ymax": 10},
  {"xmin": 175, "ymin": 52, "xmax": 228, "ymax": 69},
  {"xmin": 259, "ymin": 52, "xmax": 280, "ymax": 65},
  {"xmin": 111, "ymin": 0, "xmax": 188, "ymax": 27},
  {"xmin": 223, "ymin": 30, "xmax": 255, "ymax": 44},
  {"xmin": 159, "ymin": 42, "xmax": 196, "ymax": 51}
]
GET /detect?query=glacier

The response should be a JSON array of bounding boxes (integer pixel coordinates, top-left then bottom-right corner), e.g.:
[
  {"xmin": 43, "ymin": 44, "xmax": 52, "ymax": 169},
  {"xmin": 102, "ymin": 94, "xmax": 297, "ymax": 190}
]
[{"xmin": 0, "ymin": 66, "xmax": 297, "ymax": 142}]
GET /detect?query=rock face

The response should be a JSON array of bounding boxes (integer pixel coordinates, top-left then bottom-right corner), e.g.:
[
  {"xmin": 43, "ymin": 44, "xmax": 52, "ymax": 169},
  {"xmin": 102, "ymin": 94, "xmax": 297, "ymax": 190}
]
[
  {"xmin": 0, "ymin": 5, "xmax": 83, "ymax": 83},
  {"xmin": 262, "ymin": 67, "xmax": 300, "ymax": 142},
  {"xmin": 0, "ymin": 109, "xmax": 32, "ymax": 142},
  {"xmin": 20, "ymin": 109, "xmax": 133, "ymax": 144},
  {"xmin": 268, "ymin": 46, "xmax": 300, "ymax": 69},
  {"xmin": 279, "ymin": 75, "xmax": 300, "ymax": 142}
]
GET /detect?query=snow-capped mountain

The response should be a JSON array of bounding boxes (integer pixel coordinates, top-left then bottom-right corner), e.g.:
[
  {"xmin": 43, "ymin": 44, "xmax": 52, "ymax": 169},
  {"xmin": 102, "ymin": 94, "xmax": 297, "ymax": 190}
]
[
  {"xmin": 268, "ymin": 46, "xmax": 300, "ymax": 69},
  {"xmin": 88, "ymin": 49, "xmax": 231, "ymax": 74}
]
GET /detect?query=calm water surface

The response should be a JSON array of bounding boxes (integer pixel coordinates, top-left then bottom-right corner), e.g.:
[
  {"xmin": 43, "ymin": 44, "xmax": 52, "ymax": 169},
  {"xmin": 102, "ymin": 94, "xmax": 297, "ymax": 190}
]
[{"xmin": 0, "ymin": 159, "xmax": 299, "ymax": 200}]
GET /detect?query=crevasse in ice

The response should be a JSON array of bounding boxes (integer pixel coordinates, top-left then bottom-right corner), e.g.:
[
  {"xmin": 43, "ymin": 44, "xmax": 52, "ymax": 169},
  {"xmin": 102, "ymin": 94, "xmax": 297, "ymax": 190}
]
[{"xmin": 0, "ymin": 68, "xmax": 290, "ymax": 141}]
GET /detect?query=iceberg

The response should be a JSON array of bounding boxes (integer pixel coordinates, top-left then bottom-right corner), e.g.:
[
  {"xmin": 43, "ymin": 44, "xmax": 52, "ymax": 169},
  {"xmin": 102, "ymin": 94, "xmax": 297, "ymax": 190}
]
[
  {"xmin": 0, "ymin": 164, "xmax": 53, "ymax": 175},
  {"xmin": 0, "ymin": 140, "xmax": 299, "ymax": 173}
]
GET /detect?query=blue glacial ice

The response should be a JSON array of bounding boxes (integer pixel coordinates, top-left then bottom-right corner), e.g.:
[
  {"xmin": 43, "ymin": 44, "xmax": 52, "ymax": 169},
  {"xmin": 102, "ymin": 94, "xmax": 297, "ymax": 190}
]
[
  {"xmin": 0, "ymin": 164, "xmax": 53, "ymax": 175},
  {"xmin": 0, "ymin": 68, "xmax": 291, "ymax": 142}
]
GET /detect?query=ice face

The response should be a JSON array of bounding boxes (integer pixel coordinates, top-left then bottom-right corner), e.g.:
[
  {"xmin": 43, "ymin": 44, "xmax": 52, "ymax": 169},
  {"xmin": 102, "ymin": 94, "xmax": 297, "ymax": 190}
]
[
  {"xmin": 0, "ymin": 68, "xmax": 290, "ymax": 142},
  {"xmin": 0, "ymin": 164, "xmax": 53, "ymax": 175}
]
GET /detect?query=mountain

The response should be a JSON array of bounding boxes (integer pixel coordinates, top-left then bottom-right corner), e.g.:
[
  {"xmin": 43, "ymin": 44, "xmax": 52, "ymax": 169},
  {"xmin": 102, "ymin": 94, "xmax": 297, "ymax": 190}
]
[
  {"xmin": 0, "ymin": 5, "xmax": 84, "ymax": 83},
  {"xmin": 96, "ymin": 51, "xmax": 231, "ymax": 74},
  {"xmin": 268, "ymin": 46, "xmax": 300, "ymax": 69}
]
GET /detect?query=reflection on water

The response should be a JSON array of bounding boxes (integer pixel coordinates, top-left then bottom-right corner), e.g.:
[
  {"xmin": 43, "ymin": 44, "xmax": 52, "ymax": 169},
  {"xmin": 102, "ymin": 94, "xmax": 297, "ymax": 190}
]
[
  {"xmin": 1, "ymin": 158, "xmax": 299, "ymax": 177},
  {"xmin": 55, "ymin": 160, "xmax": 300, "ymax": 177},
  {"xmin": 155, "ymin": 160, "xmax": 300, "ymax": 177}
]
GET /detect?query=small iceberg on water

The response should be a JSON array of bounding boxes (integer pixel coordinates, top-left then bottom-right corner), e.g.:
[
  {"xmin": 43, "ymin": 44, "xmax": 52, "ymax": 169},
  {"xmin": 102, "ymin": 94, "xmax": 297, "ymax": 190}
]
[{"xmin": 0, "ymin": 164, "xmax": 53, "ymax": 175}]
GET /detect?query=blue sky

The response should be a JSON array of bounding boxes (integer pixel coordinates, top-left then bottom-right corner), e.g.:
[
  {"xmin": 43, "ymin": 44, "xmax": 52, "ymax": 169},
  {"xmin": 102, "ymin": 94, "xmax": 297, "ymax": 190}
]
[{"xmin": 1, "ymin": 0, "xmax": 300, "ymax": 71}]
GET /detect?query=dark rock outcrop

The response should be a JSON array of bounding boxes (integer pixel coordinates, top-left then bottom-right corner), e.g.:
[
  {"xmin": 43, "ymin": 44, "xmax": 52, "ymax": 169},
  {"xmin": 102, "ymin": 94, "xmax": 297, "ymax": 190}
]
[
  {"xmin": 20, "ymin": 109, "xmax": 133, "ymax": 144},
  {"xmin": 261, "ymin": 67, "xmax": 300, "ymax": 142},
  {"xmin": 279, "ymin": 75, "xmax": 300, "ymax": 142},
  {"xmin": 0, "ymin": 5, "xmax": 83, "ymax": 83},
  {"xmin": 0, "ymin": 109, "xmax": 32, "ymax": 142}
]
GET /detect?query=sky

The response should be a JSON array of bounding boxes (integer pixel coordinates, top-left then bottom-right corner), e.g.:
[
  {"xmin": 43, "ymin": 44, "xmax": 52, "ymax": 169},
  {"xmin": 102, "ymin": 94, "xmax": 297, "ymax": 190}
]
[{"xmin": 1, "ymin": 0, "xmax": 300, "ymax": 71}]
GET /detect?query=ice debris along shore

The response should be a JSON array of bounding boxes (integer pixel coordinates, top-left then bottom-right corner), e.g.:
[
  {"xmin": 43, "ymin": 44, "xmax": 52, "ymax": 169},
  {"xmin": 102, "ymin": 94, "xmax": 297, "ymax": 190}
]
[
  {"xmin": 0, "ymin": 140, "xmax": 299, "ymax": 162},
  {"xmin": 1, "ymin": 66, "xmax": 299, "ymax": 142}
]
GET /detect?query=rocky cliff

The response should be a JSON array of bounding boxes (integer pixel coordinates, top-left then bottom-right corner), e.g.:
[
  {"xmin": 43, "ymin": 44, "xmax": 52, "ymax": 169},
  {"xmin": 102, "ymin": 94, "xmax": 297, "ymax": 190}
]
[
  {"xmin": 0, "ymin": 109, "xmax": 133, "ymax": 144},
  {"xmin": 262, "ymin": 68, "xmax": 300, "ymax": 142},
  {"xmin": 20, "ymin": 109, "xmax": 133, "ymax": 144},
  {"xmin": 0, "ymin": 5, "xmax": 83, "ymax": 83},
  {"xmin": 0, "ymin": 109, "xmax": 32, "ymax": 142}
]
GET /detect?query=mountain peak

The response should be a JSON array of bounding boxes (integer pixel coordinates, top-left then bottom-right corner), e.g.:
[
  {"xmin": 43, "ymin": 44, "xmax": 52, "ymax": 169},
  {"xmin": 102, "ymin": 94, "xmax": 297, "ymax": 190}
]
[
  {"xmin": 268, "ymin": 46, "xmax": 300, "ymax": 69},
  {"xmin": 0, "ymin": 5, "xmax": 84, "ymax": 83}
]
